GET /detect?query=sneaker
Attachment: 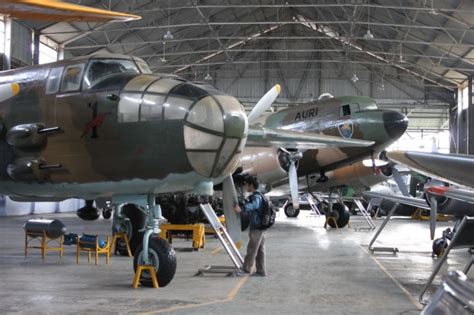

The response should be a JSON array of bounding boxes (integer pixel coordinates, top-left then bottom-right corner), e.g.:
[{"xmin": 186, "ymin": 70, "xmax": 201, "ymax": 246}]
[
  {"xmin": 252, "ymin": 272, "xmax": 266, "ymax": 277},
  {"xmin": 236, "ymin": 269, "xmax": 250, "ymax": 276}
]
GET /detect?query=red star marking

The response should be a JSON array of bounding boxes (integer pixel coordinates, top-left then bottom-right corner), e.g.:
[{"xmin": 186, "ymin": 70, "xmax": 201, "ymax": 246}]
[{"xmin": 81, "ymin": 113, "xmax": 109, "ymax": 138}]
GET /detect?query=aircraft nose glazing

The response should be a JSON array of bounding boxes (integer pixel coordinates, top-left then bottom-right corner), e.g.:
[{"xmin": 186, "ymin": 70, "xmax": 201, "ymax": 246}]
[
  {"xmin": 383, "ymin": 110, "xmax": 408, "ymax": 140},
  {"xmin": 184, "ymin": 94, "xmax": 248, "ymax": 179}
]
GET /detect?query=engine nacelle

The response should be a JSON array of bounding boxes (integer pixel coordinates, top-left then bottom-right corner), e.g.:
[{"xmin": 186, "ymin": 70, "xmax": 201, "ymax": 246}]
[
  {"xmin": 239, "ymin": 147, "xmax": 288, "ymax": 186},
  {"xmin": 424, "ymin": 180, "xmax": 474, "ymax": 217},
  {"xmin": 307, "ymin": 160, "xmax": 391, "ymax": 193},
  {"xmin": 76, "ymin": 200, "xmax": 99, "ymax": 221}
]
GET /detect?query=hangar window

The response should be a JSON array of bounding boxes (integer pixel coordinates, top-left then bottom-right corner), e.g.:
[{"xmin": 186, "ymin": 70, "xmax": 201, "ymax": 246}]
[
  {"xmin": 46, "ymin": 66, "xmax": 63, "ymax": 94},
  {"xmin": 341, "ymin": 104, "xmax": 351, "ymax": 116},
  {"xmin": 61, "ymin": 64, "xmax": 85, "ymax": 92},
  {"xmin": 84, "ymin": 59, "xmax": 140, "ymax": 89}
]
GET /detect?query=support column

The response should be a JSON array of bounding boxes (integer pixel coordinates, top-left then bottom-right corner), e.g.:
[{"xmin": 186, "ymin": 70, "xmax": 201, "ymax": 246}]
[
  {"xmin": 469, "ymin": 76, "xmax": 474, "ymax": 155},
  {"xmin": 33, "ymin": 30, "xmax": 40, "ymax": 65},
  {"xmin": 3, "ymin": 17, "xmax": 11, "ymax": 70},
  {"xmin": 449, "ymin": 90, "xmax": 458, "ymax": 154}
]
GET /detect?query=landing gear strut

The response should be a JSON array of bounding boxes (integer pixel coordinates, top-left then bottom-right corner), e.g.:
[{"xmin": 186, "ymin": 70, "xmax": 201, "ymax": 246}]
[
  {"xmin": 113, "ymin": 195, "xmax": 177, "ymax": 287},
  {"xmin": 133, "ymin": 195, "xmax": 176, "ymax": 287},
  {"xmin": 325, "ymin": 189, "xmax": 350, "ymax": 228}
]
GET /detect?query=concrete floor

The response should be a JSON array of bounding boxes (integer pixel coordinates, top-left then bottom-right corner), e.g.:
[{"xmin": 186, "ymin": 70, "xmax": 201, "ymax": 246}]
[{"xmin": 0, "ymin": 210, "xmax": 472, "ymax": 314}]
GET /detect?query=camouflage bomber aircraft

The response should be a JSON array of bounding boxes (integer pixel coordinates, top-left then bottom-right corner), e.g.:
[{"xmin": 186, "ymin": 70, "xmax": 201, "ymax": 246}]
[
  {"xmin": 0, "ymin": 53, "xmax": 375, "ymax": 287},
  {"xmin": 239, "ymin": 94, "xmax": 408, "ymax": 225}
]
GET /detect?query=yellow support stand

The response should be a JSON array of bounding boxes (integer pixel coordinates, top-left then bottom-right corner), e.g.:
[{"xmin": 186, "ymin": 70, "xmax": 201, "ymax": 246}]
[
  {"xmin": 159, "ymin": 223, "xmax": 205, "ymax": 250},
  {"xmin": 76, "ymin": 235, "xmax": 111, "ymax": 265},
  {"xmin": 111, "ymin": 232, "xmax": 132, "ymax": 257},
  {"xmin": 132, "ymin": 265, "xmax": 159, "ymax": 288},
  {"xmin": 324, "ymin": 216, "xmax": 338, "ymax": 229},
  {"xmin": 25, "ymin": 230, "xmax": 63, "ymax": 258}
]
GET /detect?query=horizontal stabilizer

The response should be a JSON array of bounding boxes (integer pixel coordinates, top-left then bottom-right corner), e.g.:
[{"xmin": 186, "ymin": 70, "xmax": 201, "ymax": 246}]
[{"xmin": 363, "ymin": 191, "xmax": 430, "ymax": 210}]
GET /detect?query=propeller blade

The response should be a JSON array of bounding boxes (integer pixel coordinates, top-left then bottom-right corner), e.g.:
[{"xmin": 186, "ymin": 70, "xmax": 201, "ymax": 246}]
[
  {"xmin": 288, "ymin": 162, "xmax": 300, "ymax": 210},
  {"xmin": 247, "ymin": 84, "xmax": 281, "ymax": 124},
  {"xmin": 362, "ymin": 159, "xmax": 389, "ymax": 168},
  {"xmin": 392, "ymin": 168, "xmax": 410, "ymax": 197},
  {"xmin": 222, "ymin": 175, "xmax": 242, "ymax": 246},
  {"xmin": 429, "ymin": 196, "xmax": 437, "ymax": 240}
]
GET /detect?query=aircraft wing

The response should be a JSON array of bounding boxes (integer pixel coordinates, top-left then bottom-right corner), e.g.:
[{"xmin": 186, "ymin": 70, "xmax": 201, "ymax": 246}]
[
  {"xmin": 0, "ymin": 0, "xmax": 141, "ymax": 22},
  {"xmin": 387, "ymin": 151, "xmax": 474, "ymax": 188},
  {"xmin": 425, "ymin": 186, "xmax": 474, "ymax": 205},
  {"xmin": 247, "ymin": 125, "xmax": 374, "ymax": 149},
  {"xmin": 363, "ymin": 191, "xmax": 430, "ymax": 210}
]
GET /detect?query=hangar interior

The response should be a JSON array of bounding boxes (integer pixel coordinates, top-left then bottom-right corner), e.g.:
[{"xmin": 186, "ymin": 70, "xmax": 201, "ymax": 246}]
[
  {"xmin": 5, "ymin": 1, "xmax": 473, "ymax": 152},
  {"xmin": 0, "ymin": 1, "xmax": 473, "ymax": 314}
]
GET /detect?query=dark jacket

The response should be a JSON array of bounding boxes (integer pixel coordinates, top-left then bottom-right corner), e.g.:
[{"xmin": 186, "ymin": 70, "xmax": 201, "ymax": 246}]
[{"xmin": 241, "ymin": 191, "xmax": 263, "ymax": 230}]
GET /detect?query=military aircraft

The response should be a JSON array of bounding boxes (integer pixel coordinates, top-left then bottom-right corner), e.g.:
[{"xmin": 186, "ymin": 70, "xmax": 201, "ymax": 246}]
[
  {"xmin": 0, "ymin": 52, "xmax": 379, "ymax": 286},
  {"xmin": 365, "ymin": 151, "xmax": 474, "ymax": 256},
  {"xmin": 238, "ymin": 94, "xmax": 409, "ymax": 227}
]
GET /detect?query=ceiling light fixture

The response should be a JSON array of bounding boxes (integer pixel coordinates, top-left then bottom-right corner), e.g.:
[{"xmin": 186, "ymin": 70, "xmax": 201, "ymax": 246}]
[
  {"xmin": 364, "ymin": 6, "xmax": 374, "ymax": 40},
  {"xmin": 351, "ymin": 73, "xmax": 359, "ymax": 83},
  {"xmin": 364, "ymin": 29, "xmax": 374, "ymax": 40},
  {"xmin": 163, "ymin": 0, "xmax": 174, "ymax": 40},
  {"xmin": 204, "ymin": 73, "xmax": 213, "ymax": 81},
  {"xmin": 429, "ymin": 0, "xmax": 438, "ymax": 15}
]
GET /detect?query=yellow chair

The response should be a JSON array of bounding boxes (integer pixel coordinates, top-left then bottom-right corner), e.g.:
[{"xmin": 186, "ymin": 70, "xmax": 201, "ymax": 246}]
[
  {"xmin": 76, "ymin": 235, "xmax": 111, "ymax": 265},
  {"xmin": 132, "ymin": 265, "xmax": 159, "ymax": 288}
]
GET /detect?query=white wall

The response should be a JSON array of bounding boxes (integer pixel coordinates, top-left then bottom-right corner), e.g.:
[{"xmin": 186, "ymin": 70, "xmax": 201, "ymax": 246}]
[{"xmin": 0, "ymin": 198, "xmax": 84, "ymax": 216}]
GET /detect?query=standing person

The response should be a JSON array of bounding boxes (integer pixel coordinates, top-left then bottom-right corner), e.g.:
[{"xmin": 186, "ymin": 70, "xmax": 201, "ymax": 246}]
[{"xmin": 234, "ymin": 176, "xmax": 267, "ymax": 276}]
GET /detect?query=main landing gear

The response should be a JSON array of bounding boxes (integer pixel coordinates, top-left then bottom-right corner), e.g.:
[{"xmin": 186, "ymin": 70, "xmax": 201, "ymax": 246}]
[
  {"xmin": 113, "ymin": 195, "xmax": 177, "ymax": 287},
  {"xmin": 432, "ymin": 227, "xmax": 453, "ymax": 258},
  {"xmin": 324, "ymin": 189, "xmax": 350, "ymax": 228}
]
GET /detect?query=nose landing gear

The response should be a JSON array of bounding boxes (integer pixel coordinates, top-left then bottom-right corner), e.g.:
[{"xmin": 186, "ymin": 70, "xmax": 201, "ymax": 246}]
[{"xmin": 113, "ymin": 195, "xmax": 177, "ymax": 287}]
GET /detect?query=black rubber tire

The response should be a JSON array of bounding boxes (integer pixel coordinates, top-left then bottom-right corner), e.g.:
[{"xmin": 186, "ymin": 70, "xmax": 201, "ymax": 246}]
[
  {"xmin": 327, "ymin": 203, "xmax": 351, "ymax": 228},
  {"xmin": 102, "ymin": 208, "xmax": 112, "ymax": 219},
  {"xmin": 115, "ymin": 204, "xmax": 147, "ymax": 256},
  {"xmin": 432, "ymin": 238, "xmax": 448, "ymax": 258},
  {"xmin": 284, "ymin": 203, "xmax": 300, "ymax": 218},
  {"xmin": 241, "ymin": 213, "xmax": 250, "ymax": 231},
  {"xmin": 133, "ymin": 236, "xmax": 177, "ymax": 287}
]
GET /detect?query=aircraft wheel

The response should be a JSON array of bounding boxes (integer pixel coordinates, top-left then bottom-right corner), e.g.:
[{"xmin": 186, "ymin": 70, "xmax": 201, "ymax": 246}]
[
  {"xmin": 133, "ymin": 236, "xmax": 177, "ymax": 287},
  {"xmin": 327, "ymin": 203, "xmax": 350, "ymax": 228},
  {"xmin": 102, "ymin": 208, "xmax": 113, "ymax": 219},
  {"xmin": 284, "ymin": 203, "xmax": 300, "ymax": 218},
  {"xmin": 241, "ymin": 213, "xmax": 250, "ymax": 231},
  {"xmin": 317, "ymin": 201, "xmax": 329, "ymax": 215},
  {"xmin": 432, "ymin": 238, "xmax": 448, "ymax": 258},
  {"xmin": 114, "ymin": 204, "xmax": 147, "ymax": 256}
]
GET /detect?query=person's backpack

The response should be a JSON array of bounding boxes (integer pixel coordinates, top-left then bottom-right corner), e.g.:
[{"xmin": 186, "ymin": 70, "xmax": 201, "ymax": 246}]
[{"xmin": 255, "ymin": 191, "xmax": 277, "ymax": 229}]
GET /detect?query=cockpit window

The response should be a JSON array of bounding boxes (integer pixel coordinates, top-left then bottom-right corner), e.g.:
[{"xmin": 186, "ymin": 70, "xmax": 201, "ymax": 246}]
[
  {"xmin": 61, "ymin": 64, "xmax": 85, "ymax": 92},
  {"xmin": 84, "ymin": 59, "xmax": 140, "ymax": 89},
  {"xmin": 359, "ymin": 102, "xmax": 378, "ymax": 111},
  {"xmin": 341, "ymin": 104, "xmax": 351, "ymax": 116},
  {"xmin": 136, "ymin": 60, "xmax": 152, "ymax": 74}
]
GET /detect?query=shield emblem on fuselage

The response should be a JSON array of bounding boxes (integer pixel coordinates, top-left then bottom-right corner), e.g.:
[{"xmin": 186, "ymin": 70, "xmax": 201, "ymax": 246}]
[{"xmin": 338, "ymin": 120, "xmax": 353, "ymax": 139}]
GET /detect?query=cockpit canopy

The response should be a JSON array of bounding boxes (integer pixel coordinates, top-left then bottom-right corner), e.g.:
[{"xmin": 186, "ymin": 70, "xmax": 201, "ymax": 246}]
[{"xmin": 45, "ymin": 55, "xmax": 152, "ymax": 95}]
